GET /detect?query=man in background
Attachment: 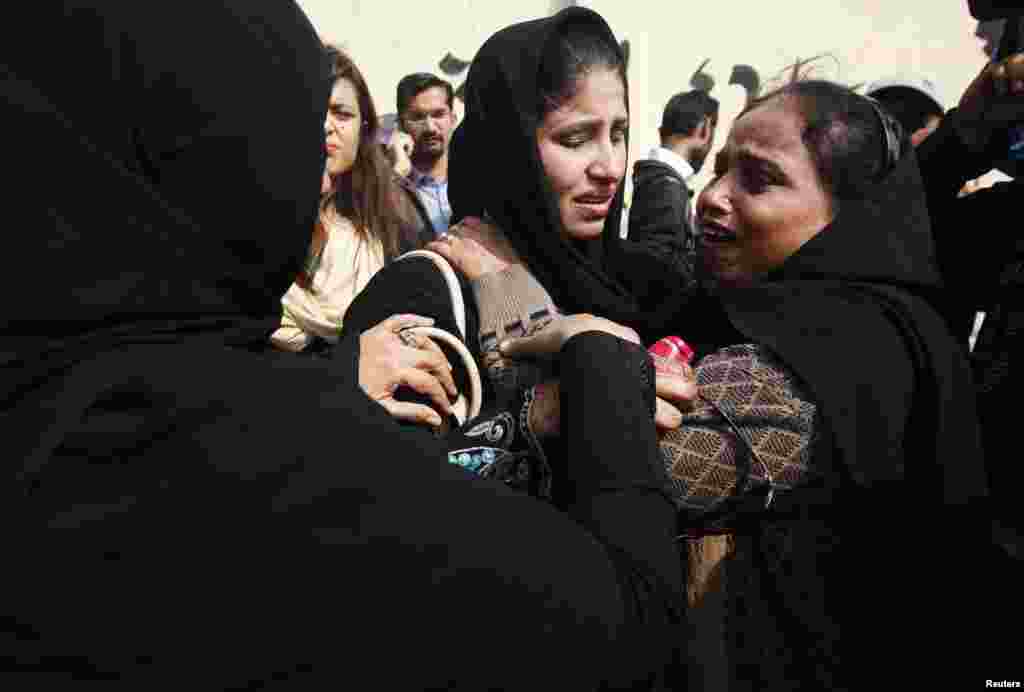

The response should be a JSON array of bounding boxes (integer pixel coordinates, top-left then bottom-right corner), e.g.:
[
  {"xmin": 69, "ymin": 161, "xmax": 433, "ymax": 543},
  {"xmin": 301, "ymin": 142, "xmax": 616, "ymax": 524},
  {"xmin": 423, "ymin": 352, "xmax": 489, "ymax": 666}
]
[
  {"xmin": 394, "ymin": 72, "xmax": 457, "ymax": 237},
  {"xmin": 626, "ymin": 90, "xmax": 718, "ymax": 291}
]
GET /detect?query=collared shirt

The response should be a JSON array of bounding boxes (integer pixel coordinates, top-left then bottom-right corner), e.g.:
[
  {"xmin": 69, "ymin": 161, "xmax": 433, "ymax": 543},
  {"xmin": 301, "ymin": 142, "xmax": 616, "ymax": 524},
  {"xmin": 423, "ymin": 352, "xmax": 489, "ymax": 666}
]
[
  {"xmin": 408, "ymin": 167, "xmax": 451, "ymax": 236},
  {"xmin": 646, "ymin": 146, "xmax": 695, "ymax": 181}
]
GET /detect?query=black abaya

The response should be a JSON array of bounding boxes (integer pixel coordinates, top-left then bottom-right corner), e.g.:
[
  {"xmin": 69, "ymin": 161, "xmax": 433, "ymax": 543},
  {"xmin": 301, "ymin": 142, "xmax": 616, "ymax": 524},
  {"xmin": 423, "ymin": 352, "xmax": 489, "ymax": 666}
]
[{"xmin": 3, "ymin": 3, "xmax": 682, "ymax": 689}]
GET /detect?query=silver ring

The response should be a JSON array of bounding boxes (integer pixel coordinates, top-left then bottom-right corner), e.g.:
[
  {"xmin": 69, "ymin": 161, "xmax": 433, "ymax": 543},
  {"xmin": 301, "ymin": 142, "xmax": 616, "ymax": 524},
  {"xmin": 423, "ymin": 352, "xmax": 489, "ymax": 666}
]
[{"xmin": 398, "ymin": 329, "xmax": 420, "ymax": 348}]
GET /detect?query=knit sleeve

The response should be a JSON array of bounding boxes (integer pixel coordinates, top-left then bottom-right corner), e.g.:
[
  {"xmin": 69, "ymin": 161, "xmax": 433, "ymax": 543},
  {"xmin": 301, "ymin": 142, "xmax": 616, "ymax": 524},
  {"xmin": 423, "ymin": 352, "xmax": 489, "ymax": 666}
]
[
  {"xmin": 471, "ymin": 264, "xmax": 558, "ymax": 348},
  {"xmin": 660, "ymin": 344, "xmax": 820, "ymax": 526},
  {"xmin": 470, "ymin": 264, "xmax": 559, "ymax": 404}
]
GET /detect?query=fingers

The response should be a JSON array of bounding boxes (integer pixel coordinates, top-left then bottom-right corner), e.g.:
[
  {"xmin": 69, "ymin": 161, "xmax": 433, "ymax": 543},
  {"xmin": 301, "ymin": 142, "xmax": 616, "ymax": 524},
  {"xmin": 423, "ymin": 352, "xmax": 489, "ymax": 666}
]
[
  {"xmin": 426, "ymin": 232, "xmax": 480, "ymax": 279},
  {"xmin": 499, "ymin": 329, "xmax": 560, "ymax": 360},
  {"xmin": 426, "ymin": 236, "xmax": 457, "ymax": 261},
  {"xmin": 415, "ymin": 336, "xmax": 458, "ymax": 399},
  {"xmin": 397, "ymin": 367, "xmax": 453, "ymax": 419},
  {"xmin": 655, "ymin": 397, "xmax": 684, "ymax": 432},
  {"xmin": 655, "ymin": 371, "xmax": 698, "ymax": 412},
  {"xmin": 377, "ymin": 314, "xmax": 435, "ymax": 334},
  {"xmin": 378, "ymin": 398, "xmax": 445, "ymax": 428}
]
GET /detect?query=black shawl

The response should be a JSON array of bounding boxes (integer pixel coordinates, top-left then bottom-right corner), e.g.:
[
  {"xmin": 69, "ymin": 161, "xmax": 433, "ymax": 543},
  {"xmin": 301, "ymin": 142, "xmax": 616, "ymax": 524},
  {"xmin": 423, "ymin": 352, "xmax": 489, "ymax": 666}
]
[
  {"xmin": 678, "ymin": 149, "xmax": 990, "ymax": 688},
  {"xmin": 1, "ymin": 2, "xmax": 331, "ymax": 462},
  {"xmin": 695, "ymin": 150, "xmax": 987, "ymax": 510},
  {"xmin": 449, "ymin": 6, "xmax": 684, "ymax": 339},
  {"xmin": 2, "ymin": 9, "xmax": 692, "ymax": 688}
]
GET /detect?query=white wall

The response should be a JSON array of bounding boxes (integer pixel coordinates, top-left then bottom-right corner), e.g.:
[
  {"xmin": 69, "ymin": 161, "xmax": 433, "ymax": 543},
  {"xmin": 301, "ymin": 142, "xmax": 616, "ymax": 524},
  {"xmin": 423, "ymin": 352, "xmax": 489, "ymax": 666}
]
[{"xmin": 297, "ymin": 0, "xmax": 998, "ymax": 195}]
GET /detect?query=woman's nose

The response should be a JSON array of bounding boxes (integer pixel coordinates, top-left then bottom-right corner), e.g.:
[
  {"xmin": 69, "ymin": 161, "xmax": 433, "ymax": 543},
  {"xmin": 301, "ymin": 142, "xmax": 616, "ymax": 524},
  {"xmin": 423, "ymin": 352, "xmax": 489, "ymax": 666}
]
[
  {"xmin": 697, "ymin": 176, "xmax": 731, "ymax": 217},
  {"xmin": 588, "ymin": 138, "xmax": 623, "ymax": 181}
]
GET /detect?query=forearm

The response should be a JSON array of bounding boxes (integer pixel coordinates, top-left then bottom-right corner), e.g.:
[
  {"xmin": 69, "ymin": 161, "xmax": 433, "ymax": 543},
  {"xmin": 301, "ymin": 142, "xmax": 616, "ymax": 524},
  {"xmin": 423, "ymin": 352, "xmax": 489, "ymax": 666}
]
[
  {"xmin": 471, "ymin": 264, "xmax": 558, "ymax": 404},
  {"xmin": 471, "ymin": 264, "xmax": 558, "ymax": 349},
  {"xmin": 558, "ymin": 332, "xmax": 681, "ymax": 597}
]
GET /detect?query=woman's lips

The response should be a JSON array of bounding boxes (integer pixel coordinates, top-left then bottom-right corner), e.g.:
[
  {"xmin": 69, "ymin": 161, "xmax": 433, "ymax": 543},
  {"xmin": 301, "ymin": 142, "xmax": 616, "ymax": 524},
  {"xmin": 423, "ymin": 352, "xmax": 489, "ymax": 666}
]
[
  {"xmin": 325, "ymin": 143, "xmax": 339, "ymax": 153},
  {"xmin": 698, "ymin": 219, "xmax": 737, "ymax": 243},
  {"xmin": 574, "ymin": 194, "xmax": 613, "ymax": 218}
]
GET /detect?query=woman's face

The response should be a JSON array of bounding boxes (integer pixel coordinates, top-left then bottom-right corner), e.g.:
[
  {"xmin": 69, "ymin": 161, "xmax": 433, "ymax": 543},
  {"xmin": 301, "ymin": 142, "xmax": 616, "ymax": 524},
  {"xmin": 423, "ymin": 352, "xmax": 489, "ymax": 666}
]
[
  {"xmin": 536, "ymin": 68, "xmax": 628, "ymax": 241},
  {"xmin": 696, "ymin": 96, "xmax": 833, "ymax": 288},
  {"xmin": 324, "ymin": 77, "xmax": 362, "ymax": 180}
]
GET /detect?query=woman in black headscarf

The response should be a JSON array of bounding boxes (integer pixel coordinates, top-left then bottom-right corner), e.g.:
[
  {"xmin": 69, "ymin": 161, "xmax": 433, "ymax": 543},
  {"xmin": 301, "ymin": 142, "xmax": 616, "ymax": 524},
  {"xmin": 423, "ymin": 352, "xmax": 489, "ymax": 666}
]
[
  {"xmin": 4, "ymin": 3, "xmax": 685, "ymax": 689},
  {"xmin": 344, "ymin": 6, "xmax": 695, "ymax": 477},
  {"xmin": 502, "ymin": 78, "xmax": 991, "ymax": 688}
]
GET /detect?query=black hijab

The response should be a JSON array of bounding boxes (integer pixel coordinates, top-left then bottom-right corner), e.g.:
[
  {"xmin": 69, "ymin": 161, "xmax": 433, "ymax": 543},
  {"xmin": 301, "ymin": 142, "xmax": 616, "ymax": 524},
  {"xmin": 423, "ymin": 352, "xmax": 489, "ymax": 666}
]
[
  {"xmin": 683, "ymin": 125, "xmax": 991, "ymax": 687},
  {"xmin": 448, "ymin": 7, "xmax": 655, "ymax": 330},
  {"xmin": 2, "ymin": 1, "xmax": 330, "ymax": 460},
  {"xmin": 688, "ymin": 134, "xmax": 987, "ymax": 509}
]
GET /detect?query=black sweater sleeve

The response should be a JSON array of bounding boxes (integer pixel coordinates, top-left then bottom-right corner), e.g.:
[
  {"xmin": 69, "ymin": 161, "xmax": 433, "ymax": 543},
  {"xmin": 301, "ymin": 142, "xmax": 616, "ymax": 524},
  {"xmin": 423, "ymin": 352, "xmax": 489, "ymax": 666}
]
[
  {"xmin": 613, "ymin": 162, "xmax": 699, "ymax": 340},
  {"xmin": 558, "ymin": 332, "xmax": 683, "ymax": 613}
]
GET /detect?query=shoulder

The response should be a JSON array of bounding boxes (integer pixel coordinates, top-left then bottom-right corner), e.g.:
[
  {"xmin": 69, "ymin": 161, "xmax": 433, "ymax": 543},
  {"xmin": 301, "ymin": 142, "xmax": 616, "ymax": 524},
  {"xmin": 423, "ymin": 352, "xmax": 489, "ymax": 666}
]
[{"xmin": 633, "ymin": 158, "xmax": 683, "ymax": 182}]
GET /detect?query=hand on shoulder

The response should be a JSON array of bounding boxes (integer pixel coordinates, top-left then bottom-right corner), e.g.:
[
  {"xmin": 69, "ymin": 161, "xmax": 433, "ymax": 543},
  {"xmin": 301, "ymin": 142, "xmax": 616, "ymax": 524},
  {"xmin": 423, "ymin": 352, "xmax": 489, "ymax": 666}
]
[{"xmin": 426, "ymin": 216, "xmax": 523, "ymax": 280}]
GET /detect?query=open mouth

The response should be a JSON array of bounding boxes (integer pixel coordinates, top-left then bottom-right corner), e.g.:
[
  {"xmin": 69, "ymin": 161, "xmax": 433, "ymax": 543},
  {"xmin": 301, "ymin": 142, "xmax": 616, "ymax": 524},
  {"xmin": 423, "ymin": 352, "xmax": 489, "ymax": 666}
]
[
  {"xmin": 574, "ymin": 195, "xmax": 613, "ymax": 219},
  {"xmin": 698, "ymin": 219, "xmax": 737, "ymax": 243}
]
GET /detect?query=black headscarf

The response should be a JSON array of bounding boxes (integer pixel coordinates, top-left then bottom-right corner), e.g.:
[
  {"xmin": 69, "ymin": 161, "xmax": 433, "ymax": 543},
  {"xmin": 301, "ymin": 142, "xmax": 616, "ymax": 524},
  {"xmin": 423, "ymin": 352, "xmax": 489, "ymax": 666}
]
[
  {"xmin": 684, "ymin": 144, "xmax": 991, "ymax": 687},
  {"xmin": 2, "ymin": 1, "xmax": 330, "ymax": 460},
  {"xmin": 688, "ymin": 144, "xmax": 986, "ymax": 509},
  {"xmin": 449, "ymin": 7, "xmax": 654, "ymax": 329}
]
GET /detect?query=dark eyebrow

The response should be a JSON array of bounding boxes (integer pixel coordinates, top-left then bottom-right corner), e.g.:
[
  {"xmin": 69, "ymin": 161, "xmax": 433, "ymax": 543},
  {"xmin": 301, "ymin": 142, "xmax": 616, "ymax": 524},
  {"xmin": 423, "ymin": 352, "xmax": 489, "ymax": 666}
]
[
  {"xmin": 737, "ymin": 149, "xmax": 787, "ymax": 179},
  {"xmin": 553, "ymin": 115, "xmax": 629, "ymax": 133}
]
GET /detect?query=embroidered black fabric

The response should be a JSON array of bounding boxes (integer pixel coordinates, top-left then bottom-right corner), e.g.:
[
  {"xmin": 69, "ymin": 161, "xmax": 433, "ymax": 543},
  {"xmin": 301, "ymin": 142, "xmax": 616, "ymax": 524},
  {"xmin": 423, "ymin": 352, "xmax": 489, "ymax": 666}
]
[{"xmin": 446, "ymin": 387, "xmax": 553, "ymax": 500}]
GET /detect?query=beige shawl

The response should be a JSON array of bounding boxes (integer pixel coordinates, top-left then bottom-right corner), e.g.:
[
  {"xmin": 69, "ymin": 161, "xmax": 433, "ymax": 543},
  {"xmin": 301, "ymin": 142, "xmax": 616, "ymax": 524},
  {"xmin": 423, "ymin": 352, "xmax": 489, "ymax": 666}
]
[{"xmin": 270, "ymin": 214, "xmax": 385, "ymax": 352}]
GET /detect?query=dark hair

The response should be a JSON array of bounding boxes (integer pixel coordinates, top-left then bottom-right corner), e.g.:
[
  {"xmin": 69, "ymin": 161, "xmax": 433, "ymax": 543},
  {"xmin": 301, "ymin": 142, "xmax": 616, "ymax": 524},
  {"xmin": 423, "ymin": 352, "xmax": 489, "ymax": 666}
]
[
  {"xmin": 323, "ymin": 45, "xmax": 405, "ymax": 261},
  {"xmin": 396, "ymin": 73, "xmax": 454, "ymax": 116},
  {"xmin": 536, "ymin": 23, "xmax": 626, "ymax": 119},
  {"xmin": 659, "ymin": 90, "xmax": 719, "ymax": 139},
  {"xmin": 743, "ymin": 80, "xmax": 907, "ymax": 206},
  {"xmin": 867, "ymin": 86, "xmax": 944, "ymax": 136}
]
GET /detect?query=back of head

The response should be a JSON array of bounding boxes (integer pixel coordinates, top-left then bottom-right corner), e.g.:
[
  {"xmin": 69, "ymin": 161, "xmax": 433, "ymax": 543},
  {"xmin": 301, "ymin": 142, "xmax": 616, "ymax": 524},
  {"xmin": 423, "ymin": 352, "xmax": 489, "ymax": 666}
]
[{"xmin": 659, "ymin": 90, "xmax": 719, "ymax": 140}]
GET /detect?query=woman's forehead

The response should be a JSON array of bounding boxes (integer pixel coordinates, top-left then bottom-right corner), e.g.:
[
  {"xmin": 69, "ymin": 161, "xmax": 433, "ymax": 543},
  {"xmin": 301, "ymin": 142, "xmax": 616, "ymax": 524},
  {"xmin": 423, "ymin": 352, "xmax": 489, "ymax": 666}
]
[
  {"xmin": 728, "ymin": 98, "xmax": 807, "ymax": 159},
  {"xmin": 541, "ymin": 68, "xmax": 627, "ymax": 129},
  {"xmin": 330, "ymin": 78, "xmax": 359, "ymax": 105}
]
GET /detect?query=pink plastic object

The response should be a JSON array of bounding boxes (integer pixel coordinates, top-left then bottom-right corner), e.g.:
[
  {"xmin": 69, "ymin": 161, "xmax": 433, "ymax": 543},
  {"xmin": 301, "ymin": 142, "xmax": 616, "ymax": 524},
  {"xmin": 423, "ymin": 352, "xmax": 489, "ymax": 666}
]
[{"xmin": 648, "ymin": 336, "xmax": 694, "ymax": 366}]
